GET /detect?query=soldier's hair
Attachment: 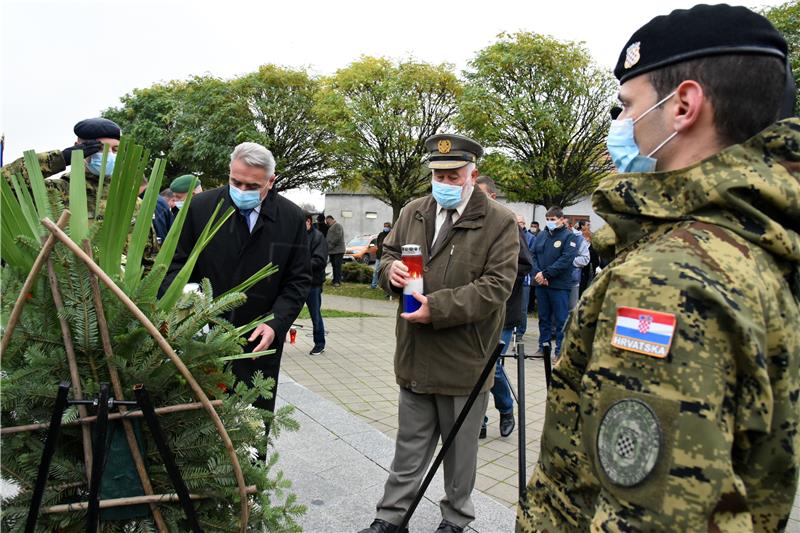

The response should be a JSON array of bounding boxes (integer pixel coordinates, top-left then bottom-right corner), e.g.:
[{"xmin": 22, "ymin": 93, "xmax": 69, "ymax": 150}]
[
  {"xmin": 649, "ymin": 55, "xmax": 786, "ymax": 145},
  {"xmin": 475, "ymin": 176, "xmax": 498, "ymax": 194},
  {"xmin": 230, "ymin": 142, "xmax": 276, "ymax": 176},
  {"xmin": 546, "ymin": 206, "xmax": 564, "ymax": 218},
  {"xmin": 326, "ymin": 215, "xmax": 334, "ymax": 221},
  {"xmin": 160, "ymin": 188, "xmax": 174, "ymax": 199}
]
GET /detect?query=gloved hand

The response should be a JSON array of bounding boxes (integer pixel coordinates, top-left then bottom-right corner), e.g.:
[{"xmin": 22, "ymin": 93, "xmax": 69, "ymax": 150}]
[{"xmin": 61, "ymin": 140, "xmax": 103, "ymax": 163}]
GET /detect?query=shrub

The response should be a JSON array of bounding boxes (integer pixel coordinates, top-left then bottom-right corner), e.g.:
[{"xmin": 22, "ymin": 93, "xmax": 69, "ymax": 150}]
[{"xmin": 342, "ymin": 262, "xmax": 374, "ymax": 283}]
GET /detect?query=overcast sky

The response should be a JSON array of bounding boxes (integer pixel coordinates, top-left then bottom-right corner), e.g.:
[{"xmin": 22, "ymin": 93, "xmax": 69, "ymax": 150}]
[{"xmin": 1, "ymin": 0, "xmax": 782, "ymax": 207}]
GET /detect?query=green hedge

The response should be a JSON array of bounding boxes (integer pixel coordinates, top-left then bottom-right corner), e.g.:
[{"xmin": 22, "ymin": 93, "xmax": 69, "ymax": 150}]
[{"xmin": 342, "ymin": 262, "xmax": 374, "ymax": 284}]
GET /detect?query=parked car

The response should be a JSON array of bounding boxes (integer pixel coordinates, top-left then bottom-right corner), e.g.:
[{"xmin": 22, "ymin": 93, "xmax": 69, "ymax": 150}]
[{"xmin": 344, "ymin": 234, "xmax": 379, "ymax": 264}]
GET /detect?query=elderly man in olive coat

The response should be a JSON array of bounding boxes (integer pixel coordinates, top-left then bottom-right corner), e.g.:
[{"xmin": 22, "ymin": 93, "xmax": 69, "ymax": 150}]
[{"xmin": 358, "ymin": 134, "xmax": 519, "ymax": 533}]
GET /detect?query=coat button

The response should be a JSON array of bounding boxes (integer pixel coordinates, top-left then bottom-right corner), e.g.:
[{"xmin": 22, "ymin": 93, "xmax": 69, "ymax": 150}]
[
  {"xmin": 411, "ymin": 381, "xmax": 417, "ymax": 387},
  {"xmin": 423, "ymin": 267, "xmax": 429, "ymax": 272}
]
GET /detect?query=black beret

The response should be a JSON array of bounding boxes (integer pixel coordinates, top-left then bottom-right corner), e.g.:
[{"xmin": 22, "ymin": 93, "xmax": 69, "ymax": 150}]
[
  {"xmin": 73, "ymin": 117, "xmax": 121, "ymax": 140},
  {"xmin": 615, "ymin": 4, "xmax": 787, "ymax": 83}
]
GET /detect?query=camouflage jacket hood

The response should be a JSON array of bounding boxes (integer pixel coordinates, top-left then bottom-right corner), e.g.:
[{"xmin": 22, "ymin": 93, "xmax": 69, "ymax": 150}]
[{"xmin": 592, "ymin": 118, "xmax": 800, "ymax": 267}]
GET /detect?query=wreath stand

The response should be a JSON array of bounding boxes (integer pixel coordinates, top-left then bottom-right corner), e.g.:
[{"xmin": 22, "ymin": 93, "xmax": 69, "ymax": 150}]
[{"xmin": 1, "ymin": 213, "xmax": 253, "ymax": 532}]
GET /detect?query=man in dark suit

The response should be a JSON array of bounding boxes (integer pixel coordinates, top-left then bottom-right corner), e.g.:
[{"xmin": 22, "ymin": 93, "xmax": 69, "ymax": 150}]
[{"xmin": 164, "ymin": 142, "xmax": 311, "ymax": 422}]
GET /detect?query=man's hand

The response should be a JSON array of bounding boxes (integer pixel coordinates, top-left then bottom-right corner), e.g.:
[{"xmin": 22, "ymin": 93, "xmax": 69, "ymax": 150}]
[
  {"xmin": 400, "ymin": 292, "xmax": 431, "ymax": 324},
  {"xmin": 534, "ymin": 271, "xmax": 547, "ymax": 285},
  {"xmin": 248, "ymin": 323, "xmax": 276, "ymax": 353},
  {"xmin": 389, "ymin": 260, "xmax": 410, "ymax": 288},
  {"xmin": 62, "ymin": 140, "xmax": 103, "ymax": 162}
]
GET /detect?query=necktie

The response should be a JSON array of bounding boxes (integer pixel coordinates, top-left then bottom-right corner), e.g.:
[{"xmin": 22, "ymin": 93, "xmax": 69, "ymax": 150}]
[
  {"xmin": 431, "ymin": 209, "xmax": 455, "ymax": 256},
  {"xmin": 240, "ymin": 209, "xmax": 254, "ymax": 232}
]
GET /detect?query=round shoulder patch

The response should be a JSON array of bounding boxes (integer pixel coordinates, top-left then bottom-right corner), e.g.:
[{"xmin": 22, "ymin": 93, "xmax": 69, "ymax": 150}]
[
  {"xmin": 553, "ymin": 240, "xmax": 562, "ymax": 248},
  {"xmin": 597, "ymin": 398, "xmax": 661, "ymax": 487}
]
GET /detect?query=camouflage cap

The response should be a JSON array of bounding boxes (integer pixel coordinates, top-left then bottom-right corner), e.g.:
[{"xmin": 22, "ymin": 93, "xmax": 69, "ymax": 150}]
[
  {"xmin": 615, "ymin": 4, "xmax": 787, "ymax": 84},
  {"xmin": 170, "ymin": 174, "xmax": 199, "ymax": 193},
  {"xmin": 424, "ymin": 133, "xmax": 484, "ymax": 170}
]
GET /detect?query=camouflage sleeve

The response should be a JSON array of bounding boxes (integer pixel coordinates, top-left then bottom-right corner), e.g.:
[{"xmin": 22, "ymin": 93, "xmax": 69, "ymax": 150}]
[
  {"xmin": 1, "ymin": 150, "xmax": 66, "ymax": 184},
  {"xmin": 519, "ymin": 222, "xmax": 799, "ymax": 532}
]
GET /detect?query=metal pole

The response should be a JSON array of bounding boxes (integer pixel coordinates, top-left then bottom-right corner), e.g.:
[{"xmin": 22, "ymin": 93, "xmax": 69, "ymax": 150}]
[
  {"xmin": 517, "ymin": 339, "xmax": 528, "ymax": 506},
  {"xmin": 25, "ymin": 381, "xmax": 71, "ymax": 533},
  {"xmin": 134, "ymin": 384, "xmax": 204, "ymax": 533},
  {"xmin": 87, "ymin": 384, "xmax": 110, "ymax": 533},
  {"xmin": 398, "ymin": 343, "xmax": 503, "ymax": 531}
]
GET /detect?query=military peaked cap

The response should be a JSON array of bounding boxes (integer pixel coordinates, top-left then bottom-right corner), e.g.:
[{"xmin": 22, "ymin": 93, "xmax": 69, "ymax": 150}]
[
  {"xmin": 615, "ymin": 4, "xmax": 787, "ymax": 83},
  {"xmin": 170, "ymin": 174, "xmax": 200, "ymax": 193},
  {"xmin": 73, "ymin": 117, "xmax": 121, "ymax": 140},
  {"xmin": 425, "ymin": 133, "xmax": 484, "ymax": 170}
]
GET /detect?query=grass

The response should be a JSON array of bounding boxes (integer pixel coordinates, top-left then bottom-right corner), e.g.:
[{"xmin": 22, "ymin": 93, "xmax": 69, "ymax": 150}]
[
  {"xmin": 296, "ymin": 306, "xmax": 376, "ymax": 319},
  {"xmin": 321, "ymin": 281, "xmax": 391, "ymax": 301}
]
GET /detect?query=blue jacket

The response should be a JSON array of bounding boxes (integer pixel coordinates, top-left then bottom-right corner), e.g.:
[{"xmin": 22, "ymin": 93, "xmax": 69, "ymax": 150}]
[{"xmin": 532, "ymin": 226, "xmax": 578, "ymax": 290}]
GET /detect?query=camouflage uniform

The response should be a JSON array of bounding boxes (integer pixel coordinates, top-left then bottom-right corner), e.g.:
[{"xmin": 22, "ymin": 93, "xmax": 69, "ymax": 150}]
[
  {"xmin": 3, "ymin": 150, "xmax": 160, "ymax": 256},
  {"xmin": 517, "ymin": 119, "xmax": 800, "ymax": 532}
]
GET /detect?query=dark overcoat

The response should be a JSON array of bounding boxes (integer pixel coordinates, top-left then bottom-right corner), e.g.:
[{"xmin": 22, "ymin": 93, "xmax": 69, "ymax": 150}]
[{"xmin": 164, "ymin": 185, "xmax": 311, "ymax": 411}]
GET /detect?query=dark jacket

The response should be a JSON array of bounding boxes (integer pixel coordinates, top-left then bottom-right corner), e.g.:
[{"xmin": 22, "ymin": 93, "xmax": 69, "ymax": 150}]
[
  {"xmin": 532, "ymin": 225, "xmax": 577, "ymax": 290},
  {"xmin": 326, "ymin": 221, "xmax": 345, "ymax": 254},
  {"xmin": 153, "ymin": 195, "xmax": 173, "ymax": 243},
  {"xmin": 504, "ymin": 228, "xmax": 534, "ymax": 329},
  {"xmin": 378, "ymin": 190, "xmax": 519, "ymax": 395},
  {"xmin": 376, "ymin": 229, "xmax": 389, "ymax": 260},
  {"xmin": 164, "ymin": 186, "xmax": 311, "ymax": 349},
  {"xmin": 308, "ymin": 226, "xmax": 328, "ymax": 287}
]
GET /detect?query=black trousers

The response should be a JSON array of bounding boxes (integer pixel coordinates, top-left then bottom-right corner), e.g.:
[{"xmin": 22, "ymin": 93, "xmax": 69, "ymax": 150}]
[{"xmin": 330, "ymin": 253, "xmax": 344, "ymax": 284}]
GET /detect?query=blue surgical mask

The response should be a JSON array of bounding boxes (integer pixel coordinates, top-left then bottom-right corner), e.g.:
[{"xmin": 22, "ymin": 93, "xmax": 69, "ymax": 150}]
[
  {"xmin": 86, "ymin": 151, "xmax": 116, "ymax": 176},
  {"xmin": 229, "ymin": 184, "xmax": 262, "ymax": 210},
  {"xmin": 545, "ymin": 221, "xmax": 557, "ymax": 232},
  {"xmin": 431, "ymin": 180, "xmax": 464, "ymax": 209},
  {"xmin": 606, "ymin": 90, "xmax": 677, "ymax": 173},
  {"xmin": 383, "ymin": 227, "xmax": 391, "ymax": 233},
  {"xmin": 174, "ymin": 201, "xmax": 185, "ymax": 210}
]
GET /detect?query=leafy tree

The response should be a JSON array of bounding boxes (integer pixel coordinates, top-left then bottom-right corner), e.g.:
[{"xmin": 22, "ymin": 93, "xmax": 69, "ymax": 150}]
[
  {"xmin": 762, "ymin": 0, "xmax": 800, "ymax": 113},
  {"xmin": 315, "ymin": 57, "xmax": 461, "ymax": 221},
  {"xmin": 104, "ymin": 66, "xmax": 330, "ymax": 191},
  {"xmin": 458, "ymin": 32, "xmax": 616, "ymax": 208}
]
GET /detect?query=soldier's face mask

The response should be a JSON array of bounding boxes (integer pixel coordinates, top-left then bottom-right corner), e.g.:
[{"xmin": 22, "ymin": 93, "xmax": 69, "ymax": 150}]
[
  {"xmin": 86, "ymin": 151, "xmax": 116, "ymax": 176},
  {"xmin": 607, "ymin": 90, "xmax": 677, "ymax": 173}
]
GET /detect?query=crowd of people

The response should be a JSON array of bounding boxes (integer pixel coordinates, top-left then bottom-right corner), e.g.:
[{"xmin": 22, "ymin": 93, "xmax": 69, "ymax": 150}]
[{"xmin": 2, "ymin": 3, "xmax": 798, "ymax": 532}]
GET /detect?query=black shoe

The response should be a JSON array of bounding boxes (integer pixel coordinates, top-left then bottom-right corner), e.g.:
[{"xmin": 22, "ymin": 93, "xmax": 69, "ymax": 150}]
[
  {"xmin": 357, "ymin": 518, "xmax": 408, "ymax": 533},
  {"xmin": 435, "ymin": 519, "xmax": 465, "ymax": 533},
  {"xmin": 499, "ymin": 412, "xmax": 515, "ymax": 437},
  {"xmin": 479, "ymin": 424, "xmax": 487, "ymax": 439},
  {"xmin": 309, "ymin": 345, "xmax": 325, "ymax": 356}
]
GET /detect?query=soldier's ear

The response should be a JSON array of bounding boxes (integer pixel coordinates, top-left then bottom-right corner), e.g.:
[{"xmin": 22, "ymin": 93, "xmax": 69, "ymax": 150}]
[{"xmin": 672, "ymin": 80, "xmax": 705, "ymax": 133}]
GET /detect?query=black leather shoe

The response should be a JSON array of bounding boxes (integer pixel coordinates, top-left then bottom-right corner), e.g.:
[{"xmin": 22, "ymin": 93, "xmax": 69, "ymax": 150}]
[
  {"xmin": 357, "ymin": 518, "xmax": 408, "ymax": 533},
  {"xmin": 435, "ymin": 519, "xmax": 465, "ymax": 533},
  {"xmin": 479, "ymin": 424, "xmax": 487, "ymax": 439},
  {"xmin": 499, "ymin": 412, "xmax": 515, "ymax": 437}
]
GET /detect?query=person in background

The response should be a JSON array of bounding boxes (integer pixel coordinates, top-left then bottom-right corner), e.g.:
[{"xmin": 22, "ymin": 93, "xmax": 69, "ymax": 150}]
[
  {"xmin": 531, "ymin": 206, "xmax": 577, "ymax": 359},
  {"xmin": 529, "ymin": 221, "xmax": 540, "ymax": 236},
  {"xmin": 316, "ymin": 213, "xmax": 329, "ymax": 237},
  {"xmin": 168, "ymin": 174, "xmax": 202, "ymax": 216},
  {"xmin": 2, "ymin": 117, "xmax": 121, "ymax": 218},
  {"xmin": 326, "ymin": 214, "xmax": 345, "ymax": 287},
  {"xmin": 567, "ymin": 217, "xmax": 591, "ymax": 311},
  {"xmin": 139, "ymin": 176, "xmax": 173, "ymax": 243},
  {"xmin": 475, "ymin": 176, "xmax": 531, "ymax": 439},
  {"xmin": 516, "ymin": 214, "xmax": 536, "ymax": 339},
  {"xmin": 371, "ymin": 221, "xmax": 392, "ymax": 289},
  {"xmin": 305, "ymin": 212, "xmax": 328, "ymax": 355},
  {"xmin": 575, "ymin": 220, "xmax": 600, "ymax": 296}
]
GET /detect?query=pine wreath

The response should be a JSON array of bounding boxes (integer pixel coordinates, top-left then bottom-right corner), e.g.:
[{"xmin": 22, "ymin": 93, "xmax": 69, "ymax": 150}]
[{"xmin": 1, "ymin": 140, "xmax": 304, "ymax": 532}]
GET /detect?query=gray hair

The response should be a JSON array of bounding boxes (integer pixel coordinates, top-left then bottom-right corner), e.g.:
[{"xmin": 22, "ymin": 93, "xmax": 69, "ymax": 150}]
[{"xmin": 230, "ymin": 142, "xmax": 276, "ymax": 176}]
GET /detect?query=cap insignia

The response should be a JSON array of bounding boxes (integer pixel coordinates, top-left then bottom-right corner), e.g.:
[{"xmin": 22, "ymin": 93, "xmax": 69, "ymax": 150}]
[
  {"xmin": 624, "ymin": 42, "xmax": 641, "ymax": 69},
  {"xmin": 438, "ymin": 139, "xmax": 452, "ymax": 154}
]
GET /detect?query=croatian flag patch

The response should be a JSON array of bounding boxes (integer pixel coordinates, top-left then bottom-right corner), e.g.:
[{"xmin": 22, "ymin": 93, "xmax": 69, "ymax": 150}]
[{"xmin": 610, "ymin": 306, "xmax": 676, "ymax": 358}]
